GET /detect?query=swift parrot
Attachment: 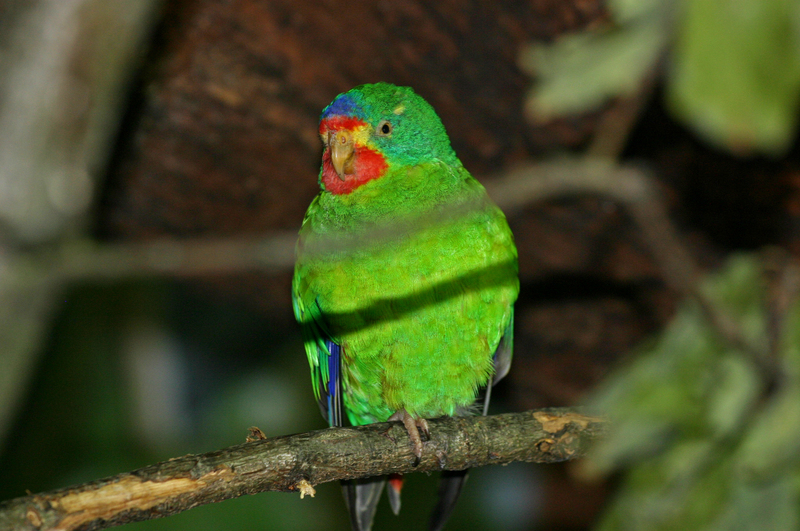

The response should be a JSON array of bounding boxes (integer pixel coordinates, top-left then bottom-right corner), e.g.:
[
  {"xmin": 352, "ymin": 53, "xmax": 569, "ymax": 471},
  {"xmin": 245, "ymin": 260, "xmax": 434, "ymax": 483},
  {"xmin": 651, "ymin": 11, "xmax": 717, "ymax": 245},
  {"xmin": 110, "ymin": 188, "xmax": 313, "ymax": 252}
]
[{"xmin": 292, "ymin": 82, "xmax": 518, "ymax": 531}]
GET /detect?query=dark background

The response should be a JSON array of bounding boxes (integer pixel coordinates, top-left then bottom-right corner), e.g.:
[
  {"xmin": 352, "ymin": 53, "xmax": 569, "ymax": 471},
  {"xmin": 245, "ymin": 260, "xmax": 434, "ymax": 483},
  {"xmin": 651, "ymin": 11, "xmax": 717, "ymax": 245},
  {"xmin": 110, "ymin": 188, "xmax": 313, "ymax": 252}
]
[{"xmin": 1, "ymin": 1, "xmax": 798, "ymax": 530}]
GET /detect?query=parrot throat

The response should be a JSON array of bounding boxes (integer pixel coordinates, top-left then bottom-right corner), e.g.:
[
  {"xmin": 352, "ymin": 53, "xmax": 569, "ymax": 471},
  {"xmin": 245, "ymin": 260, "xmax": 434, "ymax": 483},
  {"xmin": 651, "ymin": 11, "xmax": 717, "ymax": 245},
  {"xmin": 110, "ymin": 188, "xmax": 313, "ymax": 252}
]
[
  {"xmin": 319, "ymin": 116, "xmax": 389, "ymax": 195},
  {"xmin": 321, "ymin": 146, "xmax": 388, "ymax": 195}
]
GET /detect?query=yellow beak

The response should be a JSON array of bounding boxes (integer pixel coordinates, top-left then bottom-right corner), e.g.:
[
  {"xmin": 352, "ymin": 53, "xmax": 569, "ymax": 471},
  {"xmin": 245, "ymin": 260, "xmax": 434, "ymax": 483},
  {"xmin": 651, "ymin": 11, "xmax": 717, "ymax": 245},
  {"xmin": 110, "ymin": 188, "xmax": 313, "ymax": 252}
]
[{"xmin": 329, "ymin": 130, "xmax": 355, "ymax": 180}]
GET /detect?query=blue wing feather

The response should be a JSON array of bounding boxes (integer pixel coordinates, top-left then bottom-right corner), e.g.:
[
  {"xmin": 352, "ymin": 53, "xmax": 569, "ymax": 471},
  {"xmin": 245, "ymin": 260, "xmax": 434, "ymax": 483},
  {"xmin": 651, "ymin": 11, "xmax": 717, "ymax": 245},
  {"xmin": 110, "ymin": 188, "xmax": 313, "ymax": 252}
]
[
  {"xmin": 293, "ymin": 288, "xmax": 345, "ymax": 428},
  {"xmin": 325, "ymin": 339, "xmax": 343, "ymax": 427}
]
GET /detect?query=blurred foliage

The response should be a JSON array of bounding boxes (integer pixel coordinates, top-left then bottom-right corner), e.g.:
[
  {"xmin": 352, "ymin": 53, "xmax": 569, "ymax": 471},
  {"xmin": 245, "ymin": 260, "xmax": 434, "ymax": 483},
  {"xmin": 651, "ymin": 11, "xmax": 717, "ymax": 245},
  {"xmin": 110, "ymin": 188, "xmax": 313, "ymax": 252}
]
[
  {"xmin": 521, "ymin": 0, "xmax": 800, "ymax": 156},
  {"xmin": 519, "ymin": 0, "xmax": 669, "ymax": 119},
  {"xmin": 0, "ymin": 282, "xmax": 339, "ymax": 531},
  {"xmin": 669, "ymin": 0, "xmax": 800, "ymax": 155},
  {"xmin": 582, "ymin": 254, "xmax": 800, "ymax": 530}
]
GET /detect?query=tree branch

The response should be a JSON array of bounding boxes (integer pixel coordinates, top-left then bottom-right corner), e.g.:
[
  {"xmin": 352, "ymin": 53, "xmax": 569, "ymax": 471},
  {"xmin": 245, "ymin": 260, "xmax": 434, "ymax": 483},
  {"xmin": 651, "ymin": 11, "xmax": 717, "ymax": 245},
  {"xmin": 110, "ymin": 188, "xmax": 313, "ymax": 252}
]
[
  {"xmin": 0, "ymin": 408, "xmax": 605, "ymax": 531},
  {"xmin": 3, "ymin": 158, "xmax": 769, "ymax": 382},
  {"xmin": 485, "ymin": 159, "xmax": 770, "ymax": 370}
]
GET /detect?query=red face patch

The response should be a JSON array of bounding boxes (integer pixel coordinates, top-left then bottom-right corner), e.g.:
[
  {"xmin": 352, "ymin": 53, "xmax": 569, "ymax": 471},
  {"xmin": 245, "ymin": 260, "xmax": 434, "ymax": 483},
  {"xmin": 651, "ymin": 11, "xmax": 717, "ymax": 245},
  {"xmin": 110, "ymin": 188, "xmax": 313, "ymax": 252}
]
[
  {"xmin": 321, "ymin": 145, "xmax": 388, "ymax": 195},
  {"xmin": 319, "ymin": 116, "xmax": 367, "ymax": 136},
  {"xmin": 319, "ymin": 117, "xmax": 389, "ymax": 195}
]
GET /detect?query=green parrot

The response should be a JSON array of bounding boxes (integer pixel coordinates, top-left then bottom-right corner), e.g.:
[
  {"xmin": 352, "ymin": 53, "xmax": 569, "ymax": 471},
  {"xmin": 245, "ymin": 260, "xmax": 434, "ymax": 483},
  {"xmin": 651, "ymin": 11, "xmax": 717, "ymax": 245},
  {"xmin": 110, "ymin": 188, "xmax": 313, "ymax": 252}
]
[{"xmin": 292, "ymin": 83, "xmax": 518, "ymax": 531}]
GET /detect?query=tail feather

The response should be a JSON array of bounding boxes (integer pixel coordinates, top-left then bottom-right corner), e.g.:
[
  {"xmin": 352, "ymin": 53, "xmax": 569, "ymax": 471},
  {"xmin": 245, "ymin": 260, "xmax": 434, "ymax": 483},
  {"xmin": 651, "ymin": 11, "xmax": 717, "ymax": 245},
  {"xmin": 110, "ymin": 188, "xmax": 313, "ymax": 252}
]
[
  {"xmin": 428, "ymin": 470, "xmax": 469, "ymax": 531},
  {"xmin": 386, "ymin": 473, "xmax": 403, "ymax": 515},
  {"xmin": 342, "ymin": 477, "xmax": 385, "ymax": 531}
]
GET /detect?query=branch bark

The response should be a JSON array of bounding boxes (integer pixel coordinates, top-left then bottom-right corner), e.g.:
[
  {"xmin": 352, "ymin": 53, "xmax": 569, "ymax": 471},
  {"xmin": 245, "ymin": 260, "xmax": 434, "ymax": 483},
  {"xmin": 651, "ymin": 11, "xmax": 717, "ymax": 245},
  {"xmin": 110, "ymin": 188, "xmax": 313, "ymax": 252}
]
[{"xmin": 0, "ymin": 408, "xmax": 605, "ymax": 531}]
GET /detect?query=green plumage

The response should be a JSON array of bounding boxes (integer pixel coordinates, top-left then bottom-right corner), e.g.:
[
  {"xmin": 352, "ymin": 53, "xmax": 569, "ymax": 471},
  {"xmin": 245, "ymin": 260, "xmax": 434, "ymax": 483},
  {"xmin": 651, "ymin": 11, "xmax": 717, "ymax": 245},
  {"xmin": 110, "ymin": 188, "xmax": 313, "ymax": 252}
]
[{"xmin": 293, "ymin": 83, "xmax": 518, "ymax": 430}]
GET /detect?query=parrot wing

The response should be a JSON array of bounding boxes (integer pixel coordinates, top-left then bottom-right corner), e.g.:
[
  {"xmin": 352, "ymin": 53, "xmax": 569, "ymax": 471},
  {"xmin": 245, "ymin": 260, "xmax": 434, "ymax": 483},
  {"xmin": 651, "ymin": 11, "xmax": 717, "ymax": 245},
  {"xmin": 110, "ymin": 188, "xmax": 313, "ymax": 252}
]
[
  {"xmin": 484, "ymin": 308, "xmax": 514, "ymax": 414},
  {"xmin": 294, "ymin": 290, "xmax": 389, "ymax": 531},
  {"xmin": 294, "ymin": 291, "xmax": 385, "ymax": 530},
  {"xmin": 292, "ymin": 290, "xmax": 344, "ymax": 428}
]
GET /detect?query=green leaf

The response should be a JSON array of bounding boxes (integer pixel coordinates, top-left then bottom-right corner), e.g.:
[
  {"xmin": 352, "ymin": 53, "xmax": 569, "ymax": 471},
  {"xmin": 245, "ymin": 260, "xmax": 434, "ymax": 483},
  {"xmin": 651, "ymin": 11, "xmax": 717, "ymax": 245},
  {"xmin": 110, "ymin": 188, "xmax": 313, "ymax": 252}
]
[
  {"xmin": 700, "ymin": 254, "xmax": 767, "ymax": 347},
  {"xmin": 778, "ymin": 296, "xmax": 800, "ymax": 381},
  {"xmin": 586, "ymin": 255, "xmax": 768, "ymax": 475},
  {"xmin": 736, "ymin": 384, "xmax": 800, "ymax": 479},
  {"xmin": 705, "ymin": 355, "xmax": 760, "ymax": 439},
  {"xmin": 587, "ymin": 253, "xmax": 800, "ymax": 530},
  {"xmin": 707, "ymin": 476, "xmax": 798, "ymax": 531},
  {"xmin": 585, "ymin": 304, "xmax": 722, "ymax": 475},
  {"xmin": 609, "ymin": 0, "xmax": 666, "ymax": 23},
  {"xmin": 596, "ymin": 446, "xmax": 730, "ymax": 531},
  {"xmin": 668, "ymin": 0, "xmax": 800, "ymax": 155},
  {"xmin": 521, "ymin": 18, "xmax": 668, "ymax": 119}
]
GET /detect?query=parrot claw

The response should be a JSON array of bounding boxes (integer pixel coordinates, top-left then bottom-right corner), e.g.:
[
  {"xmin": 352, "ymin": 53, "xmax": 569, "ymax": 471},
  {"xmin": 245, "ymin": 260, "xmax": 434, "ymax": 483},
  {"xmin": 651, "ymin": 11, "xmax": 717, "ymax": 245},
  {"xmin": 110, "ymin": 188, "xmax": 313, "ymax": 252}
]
[
  {"xmin": 389, "ymin": 409, "xmax": 429, "ymax": 460},
  {"xmin": 418, "ymin": 418, "xmax": 430, "ymax": 440}
]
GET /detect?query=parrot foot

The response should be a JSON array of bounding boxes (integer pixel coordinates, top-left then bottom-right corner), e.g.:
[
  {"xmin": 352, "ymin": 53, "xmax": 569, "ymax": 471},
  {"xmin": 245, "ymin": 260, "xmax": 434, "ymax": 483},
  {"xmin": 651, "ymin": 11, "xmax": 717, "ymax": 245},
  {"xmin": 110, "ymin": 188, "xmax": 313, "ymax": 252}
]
[{"xmin": 388, "ymin": 409, "xmax": 429, "ymax": 460}]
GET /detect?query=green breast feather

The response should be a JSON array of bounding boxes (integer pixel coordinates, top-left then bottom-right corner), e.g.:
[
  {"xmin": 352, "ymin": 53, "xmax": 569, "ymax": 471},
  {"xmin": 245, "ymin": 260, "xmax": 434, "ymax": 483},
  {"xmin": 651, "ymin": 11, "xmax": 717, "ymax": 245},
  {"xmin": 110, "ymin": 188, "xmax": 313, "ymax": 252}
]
[{"xmin": 294, "ymin": 157, "xmax": 518, "ymax": 425}]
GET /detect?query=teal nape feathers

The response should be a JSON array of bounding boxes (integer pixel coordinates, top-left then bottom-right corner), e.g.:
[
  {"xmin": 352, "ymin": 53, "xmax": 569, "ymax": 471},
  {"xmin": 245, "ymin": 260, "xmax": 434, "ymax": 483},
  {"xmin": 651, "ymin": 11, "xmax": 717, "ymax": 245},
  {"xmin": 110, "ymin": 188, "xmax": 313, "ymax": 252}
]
[{"xmin": 292, "ymin": 83, "xmax": 519, "ymax": 531}]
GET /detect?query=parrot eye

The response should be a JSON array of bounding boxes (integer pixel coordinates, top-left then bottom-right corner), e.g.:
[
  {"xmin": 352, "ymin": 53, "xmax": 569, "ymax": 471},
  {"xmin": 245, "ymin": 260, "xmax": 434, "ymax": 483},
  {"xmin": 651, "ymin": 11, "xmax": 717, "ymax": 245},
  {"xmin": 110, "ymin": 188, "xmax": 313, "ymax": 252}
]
[{"xmin": 377, "ymin": 120, "xmax": 393, "ymax": 136}]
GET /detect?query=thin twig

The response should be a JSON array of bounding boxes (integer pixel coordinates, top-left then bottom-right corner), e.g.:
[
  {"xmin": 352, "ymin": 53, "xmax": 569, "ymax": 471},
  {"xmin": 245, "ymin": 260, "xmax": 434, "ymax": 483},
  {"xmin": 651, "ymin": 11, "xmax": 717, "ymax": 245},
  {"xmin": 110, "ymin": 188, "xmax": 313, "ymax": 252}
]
[
  {"xmin": 1, "ymin": 233, "xmax": 298, "ymax": 293},
  {"xmin": 586, "ymin": 75, "xmax": 656, "ymax": 159},
  {"xmin": 485, "ymin": 159, "xmax": 768, "ymax": 368}
]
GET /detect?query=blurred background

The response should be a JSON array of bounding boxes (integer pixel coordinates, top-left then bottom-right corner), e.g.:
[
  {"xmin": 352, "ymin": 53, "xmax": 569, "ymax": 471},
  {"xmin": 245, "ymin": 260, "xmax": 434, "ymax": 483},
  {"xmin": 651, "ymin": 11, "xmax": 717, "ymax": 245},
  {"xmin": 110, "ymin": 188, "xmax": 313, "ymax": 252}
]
[{"xmin": 1, "ymin": 1, "xmax": 799, "ymax": 530}]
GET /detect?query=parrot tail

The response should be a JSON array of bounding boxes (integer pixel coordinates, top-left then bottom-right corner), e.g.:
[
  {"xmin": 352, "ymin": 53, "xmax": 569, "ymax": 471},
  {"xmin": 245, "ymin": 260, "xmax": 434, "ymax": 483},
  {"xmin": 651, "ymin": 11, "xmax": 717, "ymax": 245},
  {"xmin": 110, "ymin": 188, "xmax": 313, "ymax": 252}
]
[
  {"xmin": 342, "ymin": 474, "xmax": 403, "ymax": 530},
  {"xmin": 428, "ymin": 470, "xmax": 469, "ymax": 531},
  {"xmin": 387, "ymin": 473, "xmax": 403, "ymax": 514},
  {"xmin": 343, "ymin": 477, "xmax": 385, "ymax": 531}
]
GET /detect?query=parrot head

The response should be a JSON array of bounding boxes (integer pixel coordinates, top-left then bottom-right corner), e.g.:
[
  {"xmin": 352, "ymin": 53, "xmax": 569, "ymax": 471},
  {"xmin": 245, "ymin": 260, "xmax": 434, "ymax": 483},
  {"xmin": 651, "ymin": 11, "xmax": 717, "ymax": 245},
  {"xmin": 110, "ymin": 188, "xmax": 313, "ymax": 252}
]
[{"xmin": 318, "ymin": 83, "xmax": 458, "ymax": 195}]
